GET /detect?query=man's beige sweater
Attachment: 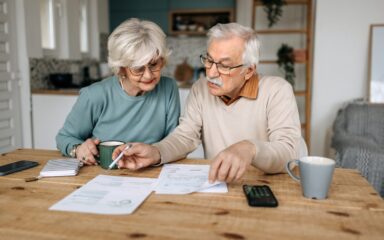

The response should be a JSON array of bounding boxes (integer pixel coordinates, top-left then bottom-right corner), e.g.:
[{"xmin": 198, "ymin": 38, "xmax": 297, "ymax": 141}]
[{"xmin": 153, "ymin": 76, "xmax": 302, "ymax": 173}]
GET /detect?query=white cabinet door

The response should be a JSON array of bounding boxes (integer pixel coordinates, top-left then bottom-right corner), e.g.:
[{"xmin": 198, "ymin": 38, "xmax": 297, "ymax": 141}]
[
  {"xmin": 179, "ymin": 88, "xmax": 204, "ymax": 159},
  {"xmin": 32, "ymin": 94, "xmax": 77, "ymax": 149}
]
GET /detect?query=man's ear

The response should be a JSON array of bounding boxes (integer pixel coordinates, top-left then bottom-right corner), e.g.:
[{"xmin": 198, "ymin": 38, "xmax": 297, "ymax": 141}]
[{"xmin": 244, "ymin": 65, "xmax": 256, "ymax": 80}]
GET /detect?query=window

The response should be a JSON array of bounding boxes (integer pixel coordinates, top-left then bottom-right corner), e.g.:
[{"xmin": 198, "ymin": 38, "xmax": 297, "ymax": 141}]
[
  {"xmin": 40, "ymin": 0, "xmax": 55, "ymax": 50},
  {"xmin": 80, "ymin": 0, "xmax": 89, "ymax": 53}
]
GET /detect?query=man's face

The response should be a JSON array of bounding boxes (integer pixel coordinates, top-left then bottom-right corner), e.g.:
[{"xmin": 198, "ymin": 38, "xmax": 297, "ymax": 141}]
[{"xmin": 205, "ymin": 36, "xmax": 254, "ymax": 98}]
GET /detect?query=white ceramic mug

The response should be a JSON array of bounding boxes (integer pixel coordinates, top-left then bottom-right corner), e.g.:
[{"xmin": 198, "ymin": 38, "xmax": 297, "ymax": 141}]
[{"xmin": 286, "ymin": 156, "xmax": 336, "ymax": 200}]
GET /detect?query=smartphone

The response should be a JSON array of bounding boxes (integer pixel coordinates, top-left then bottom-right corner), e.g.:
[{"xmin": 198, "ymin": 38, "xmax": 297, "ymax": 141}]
[
  {"xmin": 243, "ymin": 185, "xmax": 278, "ymax": 207},
  {"xmin": 0, "ymin": 160, "xmax": 39, "ymax": 176}
]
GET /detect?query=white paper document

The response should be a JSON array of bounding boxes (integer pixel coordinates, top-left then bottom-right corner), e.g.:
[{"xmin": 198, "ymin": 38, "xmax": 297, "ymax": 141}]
[
  {"xmin": 50, "ymin": 175, "xmax": 156, "ymax": 215},
  {"xmin": 155, "ymin": 164, "xmax": 228, "ymax": 194}
]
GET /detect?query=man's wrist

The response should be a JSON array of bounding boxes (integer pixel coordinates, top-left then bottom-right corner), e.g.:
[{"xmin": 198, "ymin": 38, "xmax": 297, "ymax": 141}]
[{"xmin": 152, "ymin": 147, "xmax": 162, "ymax": 166}]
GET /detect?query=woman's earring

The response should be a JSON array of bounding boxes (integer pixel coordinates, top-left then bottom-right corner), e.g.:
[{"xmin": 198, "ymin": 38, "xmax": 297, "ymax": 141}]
[{"xmin": 121, "ymin": 75, "xmax": 126, "ymax": 79}]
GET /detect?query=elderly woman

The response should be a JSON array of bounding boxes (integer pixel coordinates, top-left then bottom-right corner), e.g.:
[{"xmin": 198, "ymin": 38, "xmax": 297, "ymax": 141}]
[{"xmin": 56, "ymin": 18, "xmax": 180, "ymax": 165}]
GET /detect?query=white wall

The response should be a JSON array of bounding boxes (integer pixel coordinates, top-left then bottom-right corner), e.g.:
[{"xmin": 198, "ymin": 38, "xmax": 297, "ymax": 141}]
[
  {"xmin": 98, "ymin": 0, "xmax": 110, "ymax": 33},
  {"xmin": 236, "ymin": 0, "xmax": 253, "ymax": 28},
  {"xmin": 24, "ymin": 0, "xmax": 43, "ymax": 58},
  {"xmin": 311, "ymin": 0, "xmax": 384, "ymax": 155},
  {"xmin": 16, "ymin": 0, "xmax": 33, "ymax": 148},
  {"xmin": 61, "ymin": 0, "xmax": 82, "ymax": 60}
]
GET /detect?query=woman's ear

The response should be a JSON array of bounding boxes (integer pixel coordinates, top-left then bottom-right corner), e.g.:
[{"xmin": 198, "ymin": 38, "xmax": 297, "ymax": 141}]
[
  {"xmin": 244, "ymin": 65, "xmax": 256, "ymax": 80},
  {"xmin": 118, "ymin": 67, "xmax": 128, "ymax": 78}
]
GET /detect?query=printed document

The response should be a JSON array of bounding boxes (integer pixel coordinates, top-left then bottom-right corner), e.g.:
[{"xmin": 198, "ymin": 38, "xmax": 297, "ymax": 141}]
[
  {"xmin": 50, "ymin": 175, "xmax": 156, "ymax": 215},
  {"xmin": 155, "ymin": 164, "xmax": 228, "ymax": 194}
]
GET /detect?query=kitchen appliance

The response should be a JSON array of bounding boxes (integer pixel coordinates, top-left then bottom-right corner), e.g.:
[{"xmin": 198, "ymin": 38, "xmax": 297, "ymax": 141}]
[{"xmin": 49, "ymin": 73, "xmax": 74, "ymax": 88}]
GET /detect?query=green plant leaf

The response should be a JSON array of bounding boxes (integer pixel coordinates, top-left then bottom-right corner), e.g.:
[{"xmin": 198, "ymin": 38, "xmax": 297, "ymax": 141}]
[
  {"xmin": 277, "ymin": 43, "xmax": 295, "ymax": 86},
  {"xmin": 261, "ymin": 0, "xmax": 286, "ymax": 28}
]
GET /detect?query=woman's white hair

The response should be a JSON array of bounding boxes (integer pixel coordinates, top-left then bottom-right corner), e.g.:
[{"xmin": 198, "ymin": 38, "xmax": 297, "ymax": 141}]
[
  {"xmin": 108, "ymin": 18, "xmax": 170, "ymax": 75},
  {"xmin": 207, "ymin": 22, "xmax": 260, "ymax": 68}
]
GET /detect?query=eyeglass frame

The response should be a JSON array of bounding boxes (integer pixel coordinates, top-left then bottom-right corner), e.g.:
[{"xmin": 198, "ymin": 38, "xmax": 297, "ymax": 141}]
[
  {"xmin": 200, "ymin": 54, "xmax": 244, "ymax": 76},
  {"xmin": 128, "ymin": 58, "xmax": 164, "ymax": 77}
]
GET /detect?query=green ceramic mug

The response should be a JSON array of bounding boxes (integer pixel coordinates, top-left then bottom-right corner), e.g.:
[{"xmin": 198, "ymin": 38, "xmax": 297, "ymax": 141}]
[{"xmin": 97, "ymin": 141, "xmax": 124, "ymax": 169}]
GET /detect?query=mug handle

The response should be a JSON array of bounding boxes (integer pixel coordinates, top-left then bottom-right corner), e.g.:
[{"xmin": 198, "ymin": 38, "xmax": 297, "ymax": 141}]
[{"xmin": 286, "ymin": 159, "xmax": 300, "ymax": 182}]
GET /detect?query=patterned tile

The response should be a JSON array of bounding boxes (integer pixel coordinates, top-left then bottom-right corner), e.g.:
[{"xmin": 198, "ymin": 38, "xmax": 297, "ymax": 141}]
[
  {"xmin": 30, "ymin": 36, "xmax": 208, "ymax": 89},
  {"xmin": 163, "ymin": 36, "xmax": 207, "ymax": 84}
]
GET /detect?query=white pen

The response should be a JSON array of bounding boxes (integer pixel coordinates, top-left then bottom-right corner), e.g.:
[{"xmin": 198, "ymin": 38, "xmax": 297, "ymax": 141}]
[{"xmin": 108, "ymin": 144, "xmax": 132, "ymax": 170}]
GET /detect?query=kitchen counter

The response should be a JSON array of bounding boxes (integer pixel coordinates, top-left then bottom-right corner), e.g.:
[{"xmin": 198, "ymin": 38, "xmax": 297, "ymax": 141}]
[{"xmin": 32, "ymin": 88, "xmax": 80, "ymax": 96}]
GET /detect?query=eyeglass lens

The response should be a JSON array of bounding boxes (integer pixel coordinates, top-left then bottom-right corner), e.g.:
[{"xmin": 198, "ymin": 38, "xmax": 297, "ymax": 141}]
[{"xmin": 130, "ymin": 59, "xmax": 163, "ymax": 76}]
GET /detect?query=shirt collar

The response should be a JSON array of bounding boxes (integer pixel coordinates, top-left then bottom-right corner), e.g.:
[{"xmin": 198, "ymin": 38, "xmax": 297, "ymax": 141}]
[{"xmin": 219, "ymin": 74, "xmax": 259, "ymax": 105}]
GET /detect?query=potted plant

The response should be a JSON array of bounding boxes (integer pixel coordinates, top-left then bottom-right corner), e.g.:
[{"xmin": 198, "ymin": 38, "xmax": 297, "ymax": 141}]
[
  {"xmin": 261, "ymin": 0, "xmax": 286, "ymax": 28},
  {"xmin": 277, "ymin": 43, "xmax": 295, "ymax": 86}
]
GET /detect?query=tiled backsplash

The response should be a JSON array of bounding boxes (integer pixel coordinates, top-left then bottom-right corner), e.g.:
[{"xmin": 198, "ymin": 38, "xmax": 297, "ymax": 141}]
[
  {"xmin": 30, "ymin": 36, "xmax": 207, "ymax": 89},
  {"xmin": 163, "ymin": 36, "xmax": 207, "ymax": 82},
  {"xmin": 29, "ymin": 58, "xmax": 101, "ymax": 89}
]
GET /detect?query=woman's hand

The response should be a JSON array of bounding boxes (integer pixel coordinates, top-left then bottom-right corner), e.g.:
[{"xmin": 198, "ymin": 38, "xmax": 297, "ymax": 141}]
[
  {"xmin": 76, "ymin": 138, "xmax": 100, "ymax": 165},
  {"xmin": 112, "ymin": 143, "xmax": 161, "ymax": 170}
]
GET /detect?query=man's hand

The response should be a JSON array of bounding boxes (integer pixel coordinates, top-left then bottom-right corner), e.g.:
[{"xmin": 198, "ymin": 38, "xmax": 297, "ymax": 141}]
[
  {"xmin": 76, "ymin": 138, "xmax": 100, "ymax": 165},
  {"xmin": 112, "ymin": 143, "xmax": 161, "ymax": 170},
  {"xmin": 208, "ymin": 140, "xmax": 256, "ymax": 183}
]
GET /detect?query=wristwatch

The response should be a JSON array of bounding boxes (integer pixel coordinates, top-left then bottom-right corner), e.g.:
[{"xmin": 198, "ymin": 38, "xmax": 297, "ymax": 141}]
[{"xmin": 69, "ymin": 144, "xmax": 80, "ymax": 158}]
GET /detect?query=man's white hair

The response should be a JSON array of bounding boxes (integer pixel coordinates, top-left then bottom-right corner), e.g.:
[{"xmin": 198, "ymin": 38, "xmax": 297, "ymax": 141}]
[
  {"xmin": 207, "ymin": 22, "xmax": 260, "ymax": 68},
  {"xmin": 108, "ymin": 18, "xmax": 170, "ymax": 75}
]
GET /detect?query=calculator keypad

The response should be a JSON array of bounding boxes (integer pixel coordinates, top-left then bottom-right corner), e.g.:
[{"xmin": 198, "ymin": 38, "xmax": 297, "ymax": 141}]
[{"xmin": 243, "ymin": 185, "xmax": 278, "ymax": 207}]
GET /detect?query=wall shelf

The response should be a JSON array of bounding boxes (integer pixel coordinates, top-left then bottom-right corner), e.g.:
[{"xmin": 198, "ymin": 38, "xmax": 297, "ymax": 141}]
[
  {"xmin": 294, "ymin": 91, "xmax": 306, "ymax": 96},
  {"xmin": 168, "ymin": 8, "xmax": 234, "ymax": 36},
  {"xmin": 253, "ymin": 0, "xmax": 313, "ymax": 149},
  {"xmin": 260, "ymin": 60, "xmax": 308, "ymax": 64},
  {"xmin": 256, "ymin": 29, "xmax": 307, "ymax": 34},
  {"xmin": 254, "ymin": 0, "xmax": 309, "ymax": 6}
]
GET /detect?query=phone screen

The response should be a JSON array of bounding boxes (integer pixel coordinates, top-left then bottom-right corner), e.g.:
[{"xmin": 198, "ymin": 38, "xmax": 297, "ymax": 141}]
[{"xmin": 0, "ymin": 160, "xmax": 39, "ymax": 176}]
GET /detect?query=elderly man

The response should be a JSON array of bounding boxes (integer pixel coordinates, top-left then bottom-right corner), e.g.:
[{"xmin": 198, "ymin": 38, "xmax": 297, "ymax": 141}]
[{"xmin": 113, "ymin": 22, "xmax": 304, "ymax": 183}]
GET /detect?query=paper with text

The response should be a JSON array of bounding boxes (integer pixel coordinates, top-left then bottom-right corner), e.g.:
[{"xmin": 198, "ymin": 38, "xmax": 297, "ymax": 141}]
[
  {"xmin": 155, "ymin": 164, "xmax": 228, "ymax": 194},
  {"xmin": 50, "ymin": 175, "xmax": 156, "ymax": 215}
]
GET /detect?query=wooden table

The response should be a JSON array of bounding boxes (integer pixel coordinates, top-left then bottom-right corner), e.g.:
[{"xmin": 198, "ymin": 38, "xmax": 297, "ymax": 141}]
[{"xmin": 1, "ymin": 149, "xmax": 383, "ymax": 240}]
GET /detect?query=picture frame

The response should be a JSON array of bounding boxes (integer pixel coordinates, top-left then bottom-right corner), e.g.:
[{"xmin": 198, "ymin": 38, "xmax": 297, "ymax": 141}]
[{"xmin": 368, "ymin": 24, "xmax": 384, "ymax": 103}]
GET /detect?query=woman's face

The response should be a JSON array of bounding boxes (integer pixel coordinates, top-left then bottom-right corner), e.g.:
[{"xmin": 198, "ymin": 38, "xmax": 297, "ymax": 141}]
[{"xmin": 121, "ymin": 58, "xmax": 164, "ymax": 94}]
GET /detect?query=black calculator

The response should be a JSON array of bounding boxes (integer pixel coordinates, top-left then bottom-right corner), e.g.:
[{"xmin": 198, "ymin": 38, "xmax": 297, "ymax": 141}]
[{"xmin": 243, "ymin": 185, "xmax": 278, "ymax": 207}]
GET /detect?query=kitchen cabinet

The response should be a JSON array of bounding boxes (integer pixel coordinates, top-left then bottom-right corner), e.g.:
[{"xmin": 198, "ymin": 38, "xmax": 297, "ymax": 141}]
[
  {"xmin": 179, "ymin": 88, "xmax": 205, "ymax": 159},
  {"xmin": 31, "ymin": 89, "xmax": 204, "ymax": 158},
  {"xmin": 32, "ymin": 94, "xmax": 78, "ymax": 150}
]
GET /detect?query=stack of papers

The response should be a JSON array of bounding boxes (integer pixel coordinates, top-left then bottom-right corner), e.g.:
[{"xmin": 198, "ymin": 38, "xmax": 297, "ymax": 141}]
[{"xmin": 40, "ymin": 159, "xmax": 81, "ymax": 177}]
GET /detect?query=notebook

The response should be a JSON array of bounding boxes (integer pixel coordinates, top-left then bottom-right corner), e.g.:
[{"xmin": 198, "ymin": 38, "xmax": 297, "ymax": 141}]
[{"xmin": 40, "ymin": 159, "xmax": 82, "ymax": 177}]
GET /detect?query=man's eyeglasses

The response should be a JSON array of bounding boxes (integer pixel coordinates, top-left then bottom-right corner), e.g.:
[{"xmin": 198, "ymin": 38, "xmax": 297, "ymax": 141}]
[
  {"xmin": 129, "ymin": 58, "xmax": 164, "ymax": 76},
  {"xmin": 200, "ymin": 54, "xmax": 243, "ymax": 75}
]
